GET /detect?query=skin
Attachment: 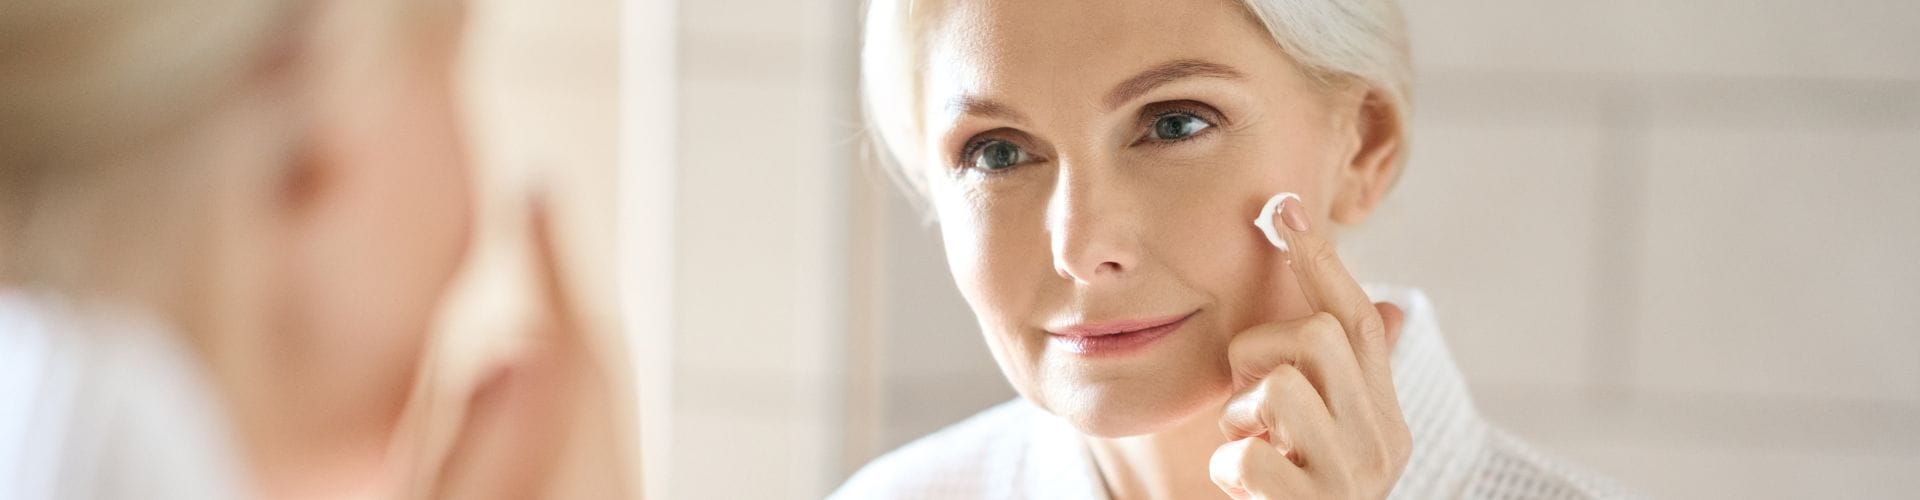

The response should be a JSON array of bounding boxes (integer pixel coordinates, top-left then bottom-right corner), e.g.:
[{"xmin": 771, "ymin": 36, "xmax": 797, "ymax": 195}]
[
  {"xmin": 185, "ymin": 4, "xmax": 475, "ymax": 496},
  {"xmin": 915, "ymin": 0, "xmax": 1409, "ymax": 497}
]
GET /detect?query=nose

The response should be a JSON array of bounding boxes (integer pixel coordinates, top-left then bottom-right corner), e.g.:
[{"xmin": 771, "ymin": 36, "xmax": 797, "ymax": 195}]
[{"xmin": 1048, "ymin": 165, "xmax": 1140, "ymax": 284}]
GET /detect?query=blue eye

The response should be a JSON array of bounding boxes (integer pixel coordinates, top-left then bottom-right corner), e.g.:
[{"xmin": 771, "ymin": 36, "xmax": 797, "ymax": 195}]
[
  {"xmin": 1148, "ymin": 112, "xmax": 1212, "ymax": 141},
  {"xmin": 969, "ymin": 139, "xmax": 1029, "ymax": 171}
]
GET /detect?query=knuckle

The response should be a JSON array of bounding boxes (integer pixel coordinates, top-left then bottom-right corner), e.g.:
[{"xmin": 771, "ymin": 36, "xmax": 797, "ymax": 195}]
[
  {"xmin": 1391, "ymin": 425, "xmax": 1414, "ymax": 461},
  {"xmin": 1227, "ymin": 326, "xmax": 1269, "ymax": 363},
  {"xmin": 1370, "ymin": 425, "xmax": 1414, "ymax": 474},
  {"xmin": 1221, "ymin": 392, "xmax": 1266, "ymax": 439},
  {"xmin": 1263, "ymin": 364, "xmax": 1308, "ymax": 397},
  {"xmin": 1306, "ymin": 311, "xmax": 1341, "ymax": 332},
  {"xmin": 1210, "ymin": 443, "xmax": 1251, "ymax": 495},
  {"xmin": 1229, "ymin": 324, "xmax": 1279, "ymax": 359},
  {"xmin": 1213, "ymin": 440, "xmax": 1264, "ymax": 481},
  {"xmin": 1218, "ymin": 419, "xmax": 1242, "ymax": 440},
  {"xmin": 1238, "ymin": 439, "xmax": 1266, "ymax": 466},
  {"xmin": 1229, "ymin": 356, "xmax": 1272, "ymax": 391},
  {"xmin": 1303, "ymin": 313, "xmax": 1346, "ymax": 350},
  {"xmin": 1351, "ymin": 307, "xmax": 1388, "ymax": 346}
]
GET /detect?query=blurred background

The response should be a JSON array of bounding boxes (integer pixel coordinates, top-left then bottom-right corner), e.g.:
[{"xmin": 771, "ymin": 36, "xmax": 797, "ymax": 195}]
[{"xmin": 607, "ymin": 0, "xmax": 1920, "ymax": 498}]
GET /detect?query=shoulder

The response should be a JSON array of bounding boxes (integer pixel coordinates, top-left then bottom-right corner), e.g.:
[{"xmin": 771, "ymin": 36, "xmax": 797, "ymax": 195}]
[
  {"xmin": 1362, "ymin": 284, "xmax": 1641, "ymax": 499},
  {"xmin": 1462, "ymin": 428, "xmax": 1644, "ymax": 500},
  {"xmin": 0, "ymin": 290, "xmax": 247, "ymax": 500},
  {"xmin": 829, "ymin": 399, "xmax": 1045, "ymax": 500}
]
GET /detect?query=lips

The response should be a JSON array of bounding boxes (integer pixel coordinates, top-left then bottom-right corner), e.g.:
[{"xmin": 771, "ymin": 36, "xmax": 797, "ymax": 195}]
[{"xmin": 1047, "ymin": 311, "xmax": 1196, "ymax": 356}]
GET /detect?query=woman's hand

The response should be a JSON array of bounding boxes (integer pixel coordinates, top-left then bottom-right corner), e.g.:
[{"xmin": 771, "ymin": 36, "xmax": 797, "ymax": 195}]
[
  {"xmin": 422, "ymin": 195, "xmax": 614, "ymax": 499},
  {"xmin": 1209, "ymin": 196, "xmax": 1411, "ymax": 500}
]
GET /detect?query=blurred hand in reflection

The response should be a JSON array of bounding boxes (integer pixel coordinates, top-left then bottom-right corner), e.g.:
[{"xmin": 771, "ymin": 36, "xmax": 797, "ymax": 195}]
[{"xmin": 418, "ymin": 196, "xmax": 619, "ymax": 500}]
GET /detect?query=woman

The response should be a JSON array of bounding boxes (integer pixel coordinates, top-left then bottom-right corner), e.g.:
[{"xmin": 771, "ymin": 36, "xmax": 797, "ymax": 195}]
[
  {"xmin": 0, "ymin": 1, "xmax": 615, "ymax": 498},
  {"xmin": 835, "ymin": 0, "xmax": 1632, "ymax": 498}
]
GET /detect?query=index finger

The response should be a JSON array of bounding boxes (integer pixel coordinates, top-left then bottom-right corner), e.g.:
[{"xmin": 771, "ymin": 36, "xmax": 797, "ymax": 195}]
[{"xmin": 1261, "ymin": 193, "xmax": 1392, "ymax": 372}]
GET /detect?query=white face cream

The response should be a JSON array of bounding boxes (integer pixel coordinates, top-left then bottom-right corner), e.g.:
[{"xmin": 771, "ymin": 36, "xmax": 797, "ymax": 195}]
[{"xmin": 1252, "ymin": 192, "xmax": 1301, "ymax": 252}]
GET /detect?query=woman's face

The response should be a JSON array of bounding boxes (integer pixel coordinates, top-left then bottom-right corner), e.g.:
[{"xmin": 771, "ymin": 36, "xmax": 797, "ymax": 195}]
[
  {"xmin": 918, "ymin": 0, "xmax": 1393, "ymax": 437},
  {"xmin": 254, "ymin": 6, "xmax": 475, "ymax": 444}
]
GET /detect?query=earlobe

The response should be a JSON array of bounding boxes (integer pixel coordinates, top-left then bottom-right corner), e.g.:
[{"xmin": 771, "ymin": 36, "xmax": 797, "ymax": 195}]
[{"xmin": 1328, "ymin": 87, "xmax": 1403, "ymax": 226}]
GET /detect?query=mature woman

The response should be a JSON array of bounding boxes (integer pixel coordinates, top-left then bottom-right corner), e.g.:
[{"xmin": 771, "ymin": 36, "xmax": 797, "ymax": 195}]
[
  {"xmin": 835, "ymin": 0, "xmax": 1631, "ymax": 498},
  {"xmin": 0, "ymin": 1, "xmax": 607, "ymax": 498}
]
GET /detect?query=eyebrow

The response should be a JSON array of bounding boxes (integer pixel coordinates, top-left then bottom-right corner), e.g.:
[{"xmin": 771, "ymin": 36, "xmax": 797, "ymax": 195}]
[
  {"xmin": 945, "ymin": 94, "xmax": 1028, "ymax": 123},
  {"xmin": 1103, "ymin": 59, "xmax": 1245, "ymax": 110},
  {"xmin": 941, "ymin": 59, "xmax": 1245, "ymax": 123}
]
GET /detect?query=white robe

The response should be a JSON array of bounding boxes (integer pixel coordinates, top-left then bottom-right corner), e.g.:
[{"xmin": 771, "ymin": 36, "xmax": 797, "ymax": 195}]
[
  {"xmin": 831, "ymin": 286, "xmax": 1638, "ymax": 499},
  {"xmin": 1, "ymin": 289, "xmax": 248, "ymax": 500}
]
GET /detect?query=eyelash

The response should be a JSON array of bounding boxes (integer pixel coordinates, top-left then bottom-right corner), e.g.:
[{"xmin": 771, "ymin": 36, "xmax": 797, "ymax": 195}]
[
  {"xmin": 1133, "ymin": 103, "xmax": 1225, "ymax": 147},
  {"xmin": 955, "ymin": 134, "xmax": 1026, "ymax": 176},
  {"xmin": 951, "ymin": 101, "xmax": 1229, "ymax": 174},
  {"xmin": 957, "ymin": 138, "xmax": 995, "ymax": 166}
]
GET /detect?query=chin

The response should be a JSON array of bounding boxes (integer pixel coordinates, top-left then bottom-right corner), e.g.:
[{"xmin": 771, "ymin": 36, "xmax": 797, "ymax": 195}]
[{"xmin": 1041, "ymin": 366, "xmax": 1232, "ymax": 438}]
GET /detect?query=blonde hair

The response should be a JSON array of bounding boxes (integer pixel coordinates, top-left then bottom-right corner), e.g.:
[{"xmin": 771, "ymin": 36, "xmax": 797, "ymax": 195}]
[
  {"xmin": 0, "ymin": 0, "xmax": 456, "ymax": 303},
  {"xmin": 859, "ymin": 0, "xmax": 1412, "ymax": 199},
  {"xmin": 0, "ymin": 0, "xmax": 305, "ymax": 301}
]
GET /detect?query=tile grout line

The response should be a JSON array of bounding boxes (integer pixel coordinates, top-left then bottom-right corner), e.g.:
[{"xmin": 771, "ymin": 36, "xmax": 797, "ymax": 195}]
[{"xmin": 1588, "ymin": 85, "xmax": 1649, "ymax": 405}]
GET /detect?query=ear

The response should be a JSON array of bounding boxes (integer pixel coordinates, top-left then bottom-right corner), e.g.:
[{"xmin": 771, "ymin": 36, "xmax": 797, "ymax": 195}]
[{"xmin": 1327, "ymin": 86, "xmax": 1404, "ymax": 226}]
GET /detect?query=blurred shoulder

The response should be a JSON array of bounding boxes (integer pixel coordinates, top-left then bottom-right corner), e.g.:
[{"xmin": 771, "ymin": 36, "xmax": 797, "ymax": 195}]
[
  {"xmin": 828, "ymin": 399, "xmax": 1044, "ymax": 500},
  {"xmin": 0, "ymin": 290, "xmax": 247, "ymax": 500}
]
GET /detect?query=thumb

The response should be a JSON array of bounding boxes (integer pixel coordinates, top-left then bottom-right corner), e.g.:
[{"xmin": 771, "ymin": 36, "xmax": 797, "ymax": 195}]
[{"xmin": 1374, "ymin": 301, "xmax": 1404, "ymax": 355}]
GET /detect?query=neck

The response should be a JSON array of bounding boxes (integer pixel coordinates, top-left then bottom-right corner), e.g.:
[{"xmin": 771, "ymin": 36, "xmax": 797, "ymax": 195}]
[
  {"xmin": 197, "ymin": 322, "xmax": 410, "ymax": 499},
  {"xmin": 236, "ymin": 392, "xmax": 404, "ymax": 500},
  {"xmin": 1084, "ymin": 406, "xmax": 1234, "ymax": 500}
]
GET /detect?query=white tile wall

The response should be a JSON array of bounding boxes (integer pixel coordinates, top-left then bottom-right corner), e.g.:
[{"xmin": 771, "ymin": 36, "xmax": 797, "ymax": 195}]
[
  {"xmin": 872, "ymin": 212, "xmax": 1013, "ymax": 448},
  {"xmin": 674, "ymin": 372, "xmax": 838, "ymax": 499},
  {"xmin": 1567, "ymin": 442, "xmax": 1920, "ymax": 499},
  {"xmin": 1404, "ymin": 0, "xmax": 1920, "ymax": 80},
  {"xmin": 668, "ymin": 0, "xmax": 862, "ymax": 498},
  {"xmin": 1343, "ymin": 114, "xmax": 1610, "ymax": 390},
  {"xmin": 1632, "ymin": 126, "xmax": 1920, "ymax": 402}
]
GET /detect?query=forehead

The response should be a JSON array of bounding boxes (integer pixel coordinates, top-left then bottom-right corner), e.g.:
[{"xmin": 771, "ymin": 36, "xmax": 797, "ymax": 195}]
[{"xmin": 920, "ymin": 0, "xmax": 1279, "ymax": 111}]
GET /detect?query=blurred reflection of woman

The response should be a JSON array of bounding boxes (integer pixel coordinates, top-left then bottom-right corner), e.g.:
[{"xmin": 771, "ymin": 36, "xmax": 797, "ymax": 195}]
[
  {"xmin": 1, "ymin": 1, "xmax": 615, "ymax": 498},
  {"xmin": 834, "ymin": 0, "xmax": 1633, "ymax": 498}
]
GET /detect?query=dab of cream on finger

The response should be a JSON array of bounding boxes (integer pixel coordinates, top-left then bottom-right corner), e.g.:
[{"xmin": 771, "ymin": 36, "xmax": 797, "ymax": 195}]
[{"xmin": 1252, "ymin": 192, "xmax": 1300, "ymax": 251}]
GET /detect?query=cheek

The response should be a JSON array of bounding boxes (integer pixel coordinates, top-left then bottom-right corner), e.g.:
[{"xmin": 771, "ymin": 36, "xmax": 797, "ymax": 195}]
[
  {"xmin": 286, "ymin": 70, "xmax": 472, "ymax": 408},
  {"xmin": 1150, "ymin": 194, "xmax": 1293, "ymax": 331},
  {"xmin": 412, "ymin": 82, "xmax": 475, "ymax": 270},
  {"xmin": 348, "ymin": 70, "xmax": 472, "ymax": 331},
  {"xmin": 301, "ymin": 140, "xmax": 466, "ymax": 359},
  {"xmin": 1149, "ymin": 139, "xmax": 1322, "ymax": 327},
  {"xmin": 935, "ymin": 181, "xmax": 1050, "ymax": 312},
  {"xmin": 934, "ymin": 186, "xmax": 1053, "ymax": 392}
]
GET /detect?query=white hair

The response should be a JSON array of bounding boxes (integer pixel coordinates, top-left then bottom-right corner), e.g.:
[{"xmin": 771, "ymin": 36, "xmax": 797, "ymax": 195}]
[
  {"xmin": 0, "ymin": 0, "xmax": 455, "ymax": 297},
  {"xmin": 0, "ymin": 0, "xmax": 302, "ymax": 295},
  {"xmin": 859, "ymin": 0, "xmax": 1412, "ymax": 200}
]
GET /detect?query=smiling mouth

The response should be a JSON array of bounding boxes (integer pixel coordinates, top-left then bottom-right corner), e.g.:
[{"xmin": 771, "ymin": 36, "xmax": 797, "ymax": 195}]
[{"xmin": 1047, "ymin": 311, "xmax": 1197, "ymax": 356}]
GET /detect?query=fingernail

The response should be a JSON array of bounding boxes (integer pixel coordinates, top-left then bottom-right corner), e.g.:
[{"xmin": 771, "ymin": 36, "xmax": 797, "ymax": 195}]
[{"xmin": 1279, "ymin": 196, "xmax": 1310, "ymax": 232}]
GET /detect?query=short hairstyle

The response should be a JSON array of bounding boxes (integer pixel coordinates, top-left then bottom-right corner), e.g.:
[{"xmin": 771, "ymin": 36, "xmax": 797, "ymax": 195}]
[
  {"xmin": 0, "ymin": 0, "xmax": 456, "ymax": 291},
  {"xmin": 859, "ymin": 0, "xmax": 1412, "ymax": 201}
]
